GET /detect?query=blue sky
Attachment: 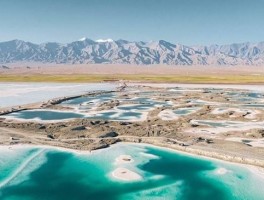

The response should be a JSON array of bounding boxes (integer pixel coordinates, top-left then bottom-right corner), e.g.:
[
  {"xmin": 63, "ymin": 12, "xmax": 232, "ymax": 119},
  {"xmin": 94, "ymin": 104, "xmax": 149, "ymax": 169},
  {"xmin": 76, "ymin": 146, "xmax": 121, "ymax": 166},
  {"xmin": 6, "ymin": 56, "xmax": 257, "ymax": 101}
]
[{"xmin": 0, "ymin": 0, "xmax": 263, "ymax": 45}]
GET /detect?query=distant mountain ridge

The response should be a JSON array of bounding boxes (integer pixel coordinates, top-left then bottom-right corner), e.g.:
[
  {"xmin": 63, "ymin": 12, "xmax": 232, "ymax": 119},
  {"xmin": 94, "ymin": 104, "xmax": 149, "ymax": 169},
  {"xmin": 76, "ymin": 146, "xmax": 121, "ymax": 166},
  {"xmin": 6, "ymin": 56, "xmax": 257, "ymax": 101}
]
[{"xmin": 0, "ymin": 39, "xmax": 264, "ymax": 65}]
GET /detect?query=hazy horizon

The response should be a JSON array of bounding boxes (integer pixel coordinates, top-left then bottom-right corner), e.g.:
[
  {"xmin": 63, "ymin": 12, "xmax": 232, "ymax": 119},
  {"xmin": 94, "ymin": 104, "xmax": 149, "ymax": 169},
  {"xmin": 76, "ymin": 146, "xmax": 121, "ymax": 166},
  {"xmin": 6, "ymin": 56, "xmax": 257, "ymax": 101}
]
[
  {"xmin": 0, "ymin": 0, "xmax": 264, "ymax": 45},
  {"xmin": 1, "ymin": 38, "xmax": 264, "ymax": 46}
]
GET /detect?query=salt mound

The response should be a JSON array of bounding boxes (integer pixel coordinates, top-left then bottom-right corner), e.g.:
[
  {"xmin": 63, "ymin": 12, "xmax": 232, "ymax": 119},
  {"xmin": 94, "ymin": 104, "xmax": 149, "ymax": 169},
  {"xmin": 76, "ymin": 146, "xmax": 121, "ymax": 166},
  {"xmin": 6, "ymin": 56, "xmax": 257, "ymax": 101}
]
[
  {"xmin": 115, "ymin": 155, "xmax": 134, "ymax": 164},
  {"xmin": 112, "ymin": 167, "xmax": 142, "ymax": 181}
]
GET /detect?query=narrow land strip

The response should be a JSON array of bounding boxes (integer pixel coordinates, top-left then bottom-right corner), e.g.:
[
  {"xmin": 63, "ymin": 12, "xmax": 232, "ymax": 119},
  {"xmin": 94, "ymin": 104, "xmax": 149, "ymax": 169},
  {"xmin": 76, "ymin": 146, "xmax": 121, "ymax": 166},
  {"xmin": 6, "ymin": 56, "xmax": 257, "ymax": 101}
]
[{"xmin": 1, "ymin": 74, "xmax": 264, "ymax": 84}]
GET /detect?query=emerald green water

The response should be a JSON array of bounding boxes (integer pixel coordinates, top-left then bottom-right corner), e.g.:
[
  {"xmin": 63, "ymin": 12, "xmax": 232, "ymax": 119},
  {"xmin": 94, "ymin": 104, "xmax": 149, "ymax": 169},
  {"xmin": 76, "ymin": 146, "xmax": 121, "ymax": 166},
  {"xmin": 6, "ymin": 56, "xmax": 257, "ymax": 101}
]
[
  {"xmin": 173, "ymin": 107, "xmax": 200, "ymax": 116},
  {"xmin": 7, "ymin": 110, "xmax": 85, "ymax": 120},
  {"xmin": 6, "ymin": 109, "xmax": 144, "ymax": 121},
  {"xmin": 0, "ymin": 144, "xmax": 263, "ymax": 200}
]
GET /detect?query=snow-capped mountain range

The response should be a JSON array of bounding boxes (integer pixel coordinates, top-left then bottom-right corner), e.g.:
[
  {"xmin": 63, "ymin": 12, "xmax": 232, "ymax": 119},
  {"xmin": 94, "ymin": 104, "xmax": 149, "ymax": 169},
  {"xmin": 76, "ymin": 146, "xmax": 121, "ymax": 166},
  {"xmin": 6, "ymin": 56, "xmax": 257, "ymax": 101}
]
[{"xmin": 0, "ymin": 39, "xmax": 264, "ymax": 65}]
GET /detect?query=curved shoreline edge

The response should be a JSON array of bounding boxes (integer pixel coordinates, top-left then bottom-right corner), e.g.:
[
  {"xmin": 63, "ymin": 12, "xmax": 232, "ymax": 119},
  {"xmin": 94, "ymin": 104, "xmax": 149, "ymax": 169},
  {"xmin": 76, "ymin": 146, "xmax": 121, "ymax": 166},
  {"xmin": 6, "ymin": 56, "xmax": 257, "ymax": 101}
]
[
  {"xmin": 1, "ymin": 138, "xmax": 263, "ymax": 180},
  {"xmin": 120, "ymin": 138, "xmax": 264, "ymax": 173}
]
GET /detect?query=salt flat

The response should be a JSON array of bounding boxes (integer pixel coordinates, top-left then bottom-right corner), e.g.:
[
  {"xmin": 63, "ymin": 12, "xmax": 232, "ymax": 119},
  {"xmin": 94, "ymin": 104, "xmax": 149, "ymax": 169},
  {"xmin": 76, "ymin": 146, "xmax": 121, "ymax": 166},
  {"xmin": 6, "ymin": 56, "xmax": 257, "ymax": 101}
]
[{"xmin": 0, "ymin": 83, "xmax": 116, "ymax": 108}]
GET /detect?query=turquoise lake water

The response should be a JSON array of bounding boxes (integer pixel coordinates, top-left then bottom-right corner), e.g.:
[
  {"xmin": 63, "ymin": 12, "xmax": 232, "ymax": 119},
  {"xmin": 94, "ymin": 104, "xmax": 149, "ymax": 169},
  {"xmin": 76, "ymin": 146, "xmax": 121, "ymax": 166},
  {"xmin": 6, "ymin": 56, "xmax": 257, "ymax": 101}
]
[
  {"xmin": 61, "ymin": 93, "xmax": 115, "ymax": 106},
  {"xmin": 6, "ymin": 109, "xmax": 144, "ymax": 121},
  {"xmin": 173, "ymin": 107, "xmax": 200, "ymax": 116},
  {"xmin": 0, "ymin": 143, "xmax": 263, "ymax": 200},
  {"xmin": 193, "ymin": 120, "xmax": 242, "ymax": 128},
  {"xmin": 7, "ymin": 110, "xmax": 85, "ymax": 120}
]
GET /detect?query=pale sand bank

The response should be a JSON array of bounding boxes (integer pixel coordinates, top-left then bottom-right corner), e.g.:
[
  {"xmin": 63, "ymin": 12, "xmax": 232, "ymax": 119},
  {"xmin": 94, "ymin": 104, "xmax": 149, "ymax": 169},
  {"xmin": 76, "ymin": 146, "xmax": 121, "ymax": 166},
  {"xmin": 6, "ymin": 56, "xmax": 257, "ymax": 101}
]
[
  {"xmin": 211, "ymin": 108, "xmax": 260, "ymax": 119},
  {"xmin": 214, "ymin": 167, "xmax": 231, "ymax": 175},
  {"xmin": 111, "ymin": 167, "xmax": 142, "ymax": 181},
  {"xmin": 226, "ymin": 137, "xmax": 264, "ymax": 148},
  {"xmin": 186, "ymin": 120, "xmax": 264, "ymax": 135},
  {"xmin": 115, "ymin": 155, "xmax": 134, "ymax": 165},
  {"xmin": 158, "ymin": 109, "xmax": 179, "ymax": 121}
]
